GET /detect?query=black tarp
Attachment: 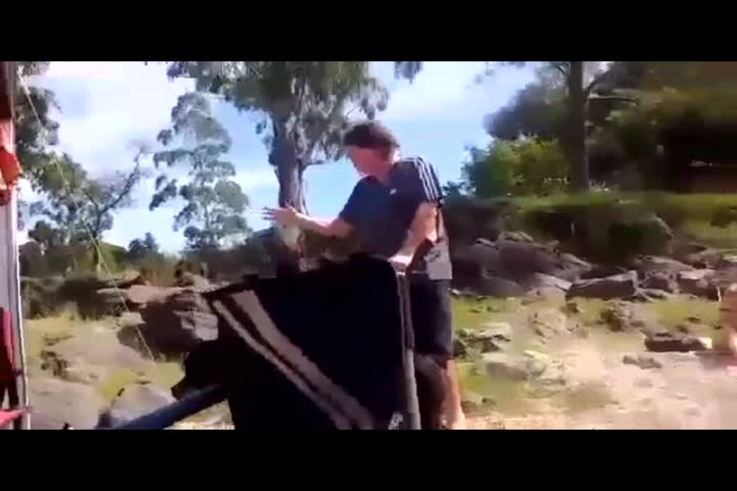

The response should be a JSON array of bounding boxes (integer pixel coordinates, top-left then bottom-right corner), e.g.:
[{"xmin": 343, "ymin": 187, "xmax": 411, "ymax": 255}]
[{"xmin": 179, "ymin": 255, "xmax": 439, "ymax": 430}]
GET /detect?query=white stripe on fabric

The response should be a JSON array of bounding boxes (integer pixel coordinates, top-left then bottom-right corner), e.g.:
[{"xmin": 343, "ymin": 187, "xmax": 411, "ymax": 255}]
[
  {"xmin": 211, "ymin": 300, "xmax": 352, "ymax": 430},
  {"xmin": 229, "ymin": 290, "xmax": 375, "ymax": 430},
  {"xmin": 413, "ymin": 157, "xmax": 440, "ymax": 202}
]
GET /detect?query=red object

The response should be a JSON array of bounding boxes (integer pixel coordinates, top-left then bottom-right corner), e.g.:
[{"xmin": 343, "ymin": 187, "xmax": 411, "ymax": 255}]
[
  {"xmin": 0, "ymin": 408, "xmax": 24, "ymax": 428},
  {"xmin": 0, "ymin": 308, "xmax": 25, "ymax": 429},
  {"xmin": 0, "ymin": 120, "xmax": 20, "ymax": 189}
]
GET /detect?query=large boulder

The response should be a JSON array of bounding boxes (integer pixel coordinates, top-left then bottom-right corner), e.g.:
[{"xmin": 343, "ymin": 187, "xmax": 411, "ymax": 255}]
[
  {"xmin": 480, "ymin": 352, "xmax": 548, "ymax": 381},
  {"xmin": 600, "ymin": 301, "xmax": 659, "ymax": 333},
  {"xmin": 133, "ymin": 289, "xmax": 219, "ymax": 359},
  {"xmin": 567, "ymin": 271, "xmax": 638, "ymax": 300},
  {"xmin": 97, "ymin": 384, "xmax": 177, "ymax": 428},
  {"xmin": 96, "ymin": 285, "xmax": 180, "ymax": 314},
  {"xmin": 641, "ymin": 272, "xmax": 678, "ymax": 293},
  {"xmin": 630, "ymin": 256, "xmax": 694, "ymax": 276},
  {"xmin": 458, "ymin": 322, "xmax": 513, "ymax": 353},
  {"xmin": 644, "ymin": 332, "xmax": 710, "ymax": 353},
  {"xmin": 451, "ymin": 238, "xmax": 590, "ymax": 295},
  {"xmin": 677, "ymin": 269, "xmax": 719, "ymax": 300}
]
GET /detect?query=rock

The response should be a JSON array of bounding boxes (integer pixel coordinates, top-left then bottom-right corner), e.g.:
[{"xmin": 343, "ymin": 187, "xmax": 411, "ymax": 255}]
[
  {"xmin": 481, "ymin": 352, "xmax": 547, "ymax": 381},
  {"xmin": 562, "ymin": 301, "xmax": 583, "ymax": 315},
  {"xmin": 641, "ymin": 272, "xmax": 678, "ymax": 293},
  {"xmin": 96, "ymin": 285, "xmax": 180, "ymax": 313},
  {"xmin": 580, "ymin": 265, "xmax": 629, "ymax": 280},
  {"xmin": 458, "ymin": 323, "xmax": 512, "ymax": 353},
  {"xmin": 29, "ymin": 378, "xmax": 107, "ymax": 429},
  {"xmin": 118, "ymin": 312, "xmax": 145, "ymax": 329},
  {"xmin": 644, "ymin": 332, "xmax": 710, "ymax": 353},
  {"xmin": 601, "ymin": 301, "xmax": 659, "ymax": 333},
  {"xmin": 450, "ymin": 289, "xmax": 462, "ymax": 298},
  {"xmin": 472, "ymin": 276, "xmax": 524, "ymax": 297},
  {"xmin": 453, "ymin": 338, "xmax": 469, "ymax": 358},
  {"xmin": 174, "ymin": 272, "xmax": 211, "ymax": 290},
  {"xmin": 110, "ymin": 271, "xmax": 149, "ymax": 289},
  {"xmin": 461, "ymin": 392, "xmax": 494, "ymax": 413},
  {"xmin": 631, "ymin": 256, "xmax": 693, "ymax": 276},
  {"xmin": 629, "ymin": 289, "xmax": 675, "ymax": 302},
  {"xmin": 719, "ymin": 255, "xmax": 737, "ymax": 269},
  {"xmin": 529, "ymin": 309, "xmax": 570, "ymax": 339},
  {"xmin": 134, "ymin": 289, "xmax": 219, "ymax": 359},
  {"xmin": 567, "ymin": 271, "xmax": 638, "ymax": 300},
  {"xmin": 522, "ymin": 273, "xmax": 571, "ymax": 293},
  {"xmin": 498, "ymin": 231, "xmax": 535, "ymax": 243},
  {"xmin": 480, "ymin": 321, "xmax": 513, "ymax": 342},
  {"xmin": 97, "ymin": 384, "xmax": 177, "ymax": 428},
  {"xmin": 677, "ymin": 269, "xmax": 719, "ymax": 299},
  {"xmin": 623, "ymin": 354, "xmax": 663, "ymax": 369}
]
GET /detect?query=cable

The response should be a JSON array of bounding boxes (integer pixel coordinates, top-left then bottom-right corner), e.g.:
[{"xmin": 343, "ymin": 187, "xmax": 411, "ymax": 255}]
[{"xmin": 18, "ymin": 74, "xmax": 156, "ymax": 362}]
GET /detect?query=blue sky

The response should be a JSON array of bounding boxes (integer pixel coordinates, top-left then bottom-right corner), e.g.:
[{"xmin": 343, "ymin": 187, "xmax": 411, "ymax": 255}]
[{"xmin": 21, "ymin": 62, "xmax": 536, "ymax": 253}]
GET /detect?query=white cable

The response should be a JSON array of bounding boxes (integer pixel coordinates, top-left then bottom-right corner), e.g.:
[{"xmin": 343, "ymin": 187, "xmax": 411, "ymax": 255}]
[{"xmin": 18, "ymin": 74, "xmax": 156, "ymax": 362}]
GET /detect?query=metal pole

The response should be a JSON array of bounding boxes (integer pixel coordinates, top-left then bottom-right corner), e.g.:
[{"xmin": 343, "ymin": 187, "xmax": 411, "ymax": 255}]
[
  {"xmin": 0, "ymin": 61, "xmax": 29, "ymax": 430},
  {"xmin": 396, "ymin": 272, "xmax": 421, "ymax": 430},
  {"xmin": 109, "ymin": 385, "xmax": 227, "ymax": 430}
]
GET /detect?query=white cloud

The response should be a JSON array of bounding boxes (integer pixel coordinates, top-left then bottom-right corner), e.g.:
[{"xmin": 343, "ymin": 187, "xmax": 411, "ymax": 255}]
[
  {"xmin": 375, "ymin": 62, "xmax": 535, "ymax": 124},
  {"xmin": 234, "ymin": 166, "xmax": 278, "ymax": 193}
]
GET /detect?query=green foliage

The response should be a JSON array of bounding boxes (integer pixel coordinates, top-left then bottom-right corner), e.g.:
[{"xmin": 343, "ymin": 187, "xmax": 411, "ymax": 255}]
[
  {"xmin": 165, "ymin": 62, "xmax": 392, "ymax": 210},
  {"xmin": 127, "ymin": 232, "xmax": 159, "ymax": 260},
  {"xmin": 152, "ymin": 93, "xmax": 250, "ymax": 250},
  {"xmin": 463, "ymin": 138, "xmax": 568, "ymax": 198}
]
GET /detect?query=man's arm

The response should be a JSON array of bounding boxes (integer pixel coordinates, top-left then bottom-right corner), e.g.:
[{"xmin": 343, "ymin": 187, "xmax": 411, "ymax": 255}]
[
  {"xmin": 389, "ymin": 201, "xmax": 438, "ymax": 270},
  {"xmin": 263, "ymin": 206, "xmax": 352, "ymax": 239}
]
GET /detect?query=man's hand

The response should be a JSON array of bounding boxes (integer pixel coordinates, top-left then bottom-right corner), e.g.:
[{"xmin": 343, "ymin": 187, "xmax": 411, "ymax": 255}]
[
  {"xmin": 388, "ymin": 252, "xmax": 413, "ymax": 271},
  {"xmin": 263, "ymin": 206, "xmax": 301, "ymax": 227}
]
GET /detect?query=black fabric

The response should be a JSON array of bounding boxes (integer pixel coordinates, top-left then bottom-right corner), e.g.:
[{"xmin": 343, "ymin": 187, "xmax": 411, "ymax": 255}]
[
  {"xmin": 409, "ymin": 279, "xmax": 453, "ymax": 360},
  {"xmin": 338, "ymin": 157, "xmax": 453, "ymax": 280},
  {"xmin": 195, "ymin": 255, "xmax": 408, "ymax": 429}
]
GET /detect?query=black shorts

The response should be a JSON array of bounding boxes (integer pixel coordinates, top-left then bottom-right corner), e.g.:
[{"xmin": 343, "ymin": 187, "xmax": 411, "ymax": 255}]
[{"xmin": 408, "ymin": 279, "xmax": 453, "ymax": 362}]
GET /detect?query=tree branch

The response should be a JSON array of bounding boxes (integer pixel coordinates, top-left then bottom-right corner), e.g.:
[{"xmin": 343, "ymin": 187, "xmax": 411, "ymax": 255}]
[
  {"xmin": 100, "ymin": 162, "xmax": 141, "ymax": 215},
  {"xmin": 553, "ymin": 62, "xmax": 568, "ymax": 77},
  {"xmin": 587, "ymin": 95, "xmax": 640, "ymax": 104},
  {"xmin": 584, "ymin": 70, "xmax": 611, "ymax": 97}
]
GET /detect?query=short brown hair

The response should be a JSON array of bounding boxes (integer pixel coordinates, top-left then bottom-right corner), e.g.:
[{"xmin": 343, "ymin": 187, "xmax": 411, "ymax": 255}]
[{"xmin": 343, "ymin": 121, "xmax": 399, "ymax": 151}]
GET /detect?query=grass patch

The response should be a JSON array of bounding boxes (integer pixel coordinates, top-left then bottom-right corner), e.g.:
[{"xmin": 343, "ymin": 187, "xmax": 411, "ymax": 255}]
[
  {"xmin": 451, "ymin": 297, "xmax": 521, "ymax": 331},
  {"xmin": 564, "ymin": 298, "xmax": 611, "ymax": 328},
  {"xmin": 649, "ymin": 297, "xmax": 719, "ymax": 334},
  {"xmin": 457, "ymin": 362, "xmax": 539, "ymax": 416},
  {"xmin": 24, "ymin": 310, "xmax": 85, "ymax": 366},
  {"xmin": 680, "ymin": 221, "xmax": 737, "ymax": 249},
  {"xmin": 97, "ymin": 368, "xmax": 140, "ymax": 401},
  {"xmin": 96, "ymin": 363, "xmax": 183, "ymax": 402},
  {"xmin": 551, "ymin": 382, "xmax": 614, "ymax": 414}
]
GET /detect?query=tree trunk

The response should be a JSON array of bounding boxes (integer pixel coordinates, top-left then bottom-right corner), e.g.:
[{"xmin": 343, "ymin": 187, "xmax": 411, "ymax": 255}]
[
  {"xmin": 271, "ymin": 120, "xmax": 306, "ymax": 212},
  {"xmin": 268, "ymin": 118, "xmax": 305, "ymax": 275},
  {"xmin": 566, "ymin": 61, "xmax": 590, "ymax": 192}
]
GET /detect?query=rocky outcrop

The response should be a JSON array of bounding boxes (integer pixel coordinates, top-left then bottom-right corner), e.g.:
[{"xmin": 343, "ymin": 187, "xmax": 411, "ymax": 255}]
[
  {"xmin": 567, "ymin": 272, "xmax": 638, "ymax": 300},
  {"xmin": 130, "ymin": 289, "xmax": 219, "ymax": 359},
  {"xmin": 676, "ymin": 269, "xmax": 719, "ymax": 300},
  {"xmin": 452, "ymin": 238, "xmax": 590, "ymax": 297}
]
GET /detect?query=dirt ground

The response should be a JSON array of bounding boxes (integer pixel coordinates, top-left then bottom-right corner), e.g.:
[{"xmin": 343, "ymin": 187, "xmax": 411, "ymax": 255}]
[{"xmin": 467, "ymin": 334, "xmax": 737, "ymax": 430}]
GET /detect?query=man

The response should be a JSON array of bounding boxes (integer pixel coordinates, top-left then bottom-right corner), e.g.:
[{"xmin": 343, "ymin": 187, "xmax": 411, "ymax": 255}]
[{"xmin": 264, "ymin": 121, "xmax": 466, "ymax": 429}]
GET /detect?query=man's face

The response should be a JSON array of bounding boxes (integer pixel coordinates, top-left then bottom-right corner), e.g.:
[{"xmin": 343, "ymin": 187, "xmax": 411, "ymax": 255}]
[{"xmin": 346, "ymin": 145, "xmax": 388, "ymax": 177}]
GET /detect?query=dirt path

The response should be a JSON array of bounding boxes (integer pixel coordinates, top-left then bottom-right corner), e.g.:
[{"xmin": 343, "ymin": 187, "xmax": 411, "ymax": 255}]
[{"xmin": 468, "ymin": 335, "xmax": 737, "ymax": 429}]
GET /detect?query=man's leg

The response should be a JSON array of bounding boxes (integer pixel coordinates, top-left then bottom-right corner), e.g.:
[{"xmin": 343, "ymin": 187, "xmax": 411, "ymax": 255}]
[
  {"xmin": 409, "ymin": 279, "xmax": 466, "ymax": 429},
  {"xmin": 445, "ymin": 359, "xmax": 466, "ymax": 429}
]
